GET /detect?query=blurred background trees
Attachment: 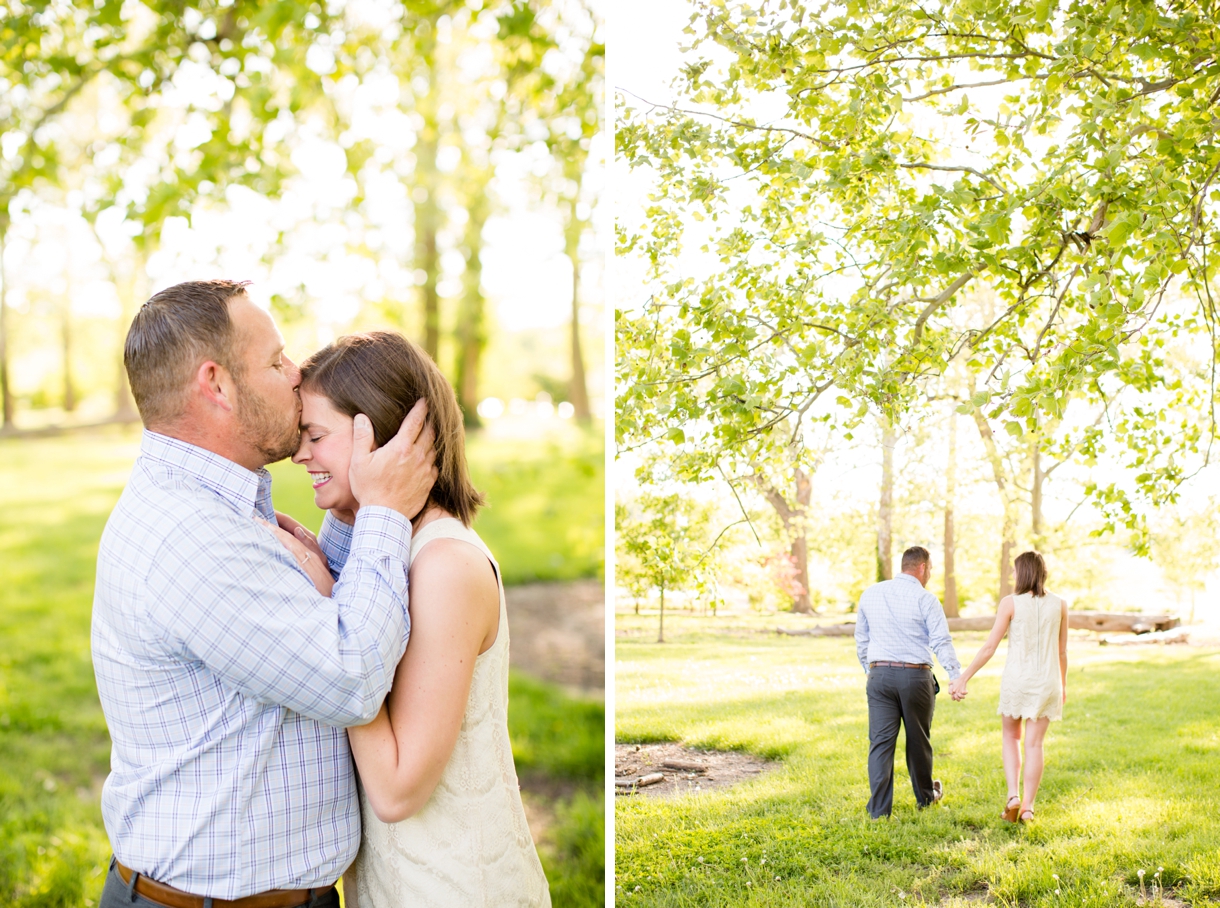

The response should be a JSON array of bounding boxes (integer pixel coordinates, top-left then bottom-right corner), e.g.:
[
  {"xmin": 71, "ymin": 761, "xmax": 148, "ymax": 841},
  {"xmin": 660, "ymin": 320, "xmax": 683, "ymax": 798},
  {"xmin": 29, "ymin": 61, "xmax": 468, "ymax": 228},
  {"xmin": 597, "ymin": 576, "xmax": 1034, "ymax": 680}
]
[{"xmin": 0, "ymin": 0, "xmax": 604, "ymax": 433}]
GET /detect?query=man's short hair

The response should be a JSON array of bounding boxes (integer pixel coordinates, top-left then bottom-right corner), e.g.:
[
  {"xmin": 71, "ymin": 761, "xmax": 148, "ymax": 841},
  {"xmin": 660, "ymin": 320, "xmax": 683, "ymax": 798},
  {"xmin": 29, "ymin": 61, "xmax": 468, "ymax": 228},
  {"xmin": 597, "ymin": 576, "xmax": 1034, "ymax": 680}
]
[
  {"xmin": 901, "ymin": 546, "xmax": 931, "ymax": 572},
  {"xmin": 124, "ymin": 280, "xmax": 251, "ymax": 426}
]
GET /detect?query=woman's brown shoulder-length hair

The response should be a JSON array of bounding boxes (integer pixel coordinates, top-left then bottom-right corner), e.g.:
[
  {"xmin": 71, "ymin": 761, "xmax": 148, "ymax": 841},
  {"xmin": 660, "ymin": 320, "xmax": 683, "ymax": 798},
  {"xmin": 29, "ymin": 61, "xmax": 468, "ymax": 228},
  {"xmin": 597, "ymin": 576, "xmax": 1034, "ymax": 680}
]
[
  {"xmin": 1013, "ymin": 550, "xmax": 1047, "ymax": 598},
  {"xmin": 299, "ymin": 330, "xmax": 485, "ymax": 526}
]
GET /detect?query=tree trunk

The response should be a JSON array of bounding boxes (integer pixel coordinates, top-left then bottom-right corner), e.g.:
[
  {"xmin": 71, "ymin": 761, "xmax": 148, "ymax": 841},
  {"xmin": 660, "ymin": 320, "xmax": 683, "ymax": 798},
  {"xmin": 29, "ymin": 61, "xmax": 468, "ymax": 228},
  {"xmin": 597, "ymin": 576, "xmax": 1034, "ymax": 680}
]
[
  {"xmin": 455, "ymin": 187, "xmax": 488, "ymax": 427},
  {"xmin": 758, "ymin": 468, "xmax": 813, "ymax": 614},
  {"xmin": 61, "ymin": 242, "xmax": 76, "ymax": 413},
  {"xmin": 877, "ymin": 421, "xmax": 895, "ymax": 581},
  {"xmin": 565, "ymin": 204, "xmax": 591, "ymax": 422},
  {"xmin": 0, "ymin": 224, "xmax": 13, "ymax": 430},
  {"xmin": 114, "ymin": 271, "xmax": 141, "ymax": 421},
  {"xmin": 61, "ymin": 302, "xmax": 76, "ymax": 412},
  {"xmin": 971, "ymin": 397, "xmax": 1018, "ymax": 603},
  {"xmin": 413, "ymin": 21, "xmax": 442, "ymax": 361},
  {"xmin": 791, "ymin": 468, "xmax": 812, "ymax": 612},
  {"xmin": 115, "ymin": 336, "xmax": 137, "ymax": 421},
  {"xmin": 998, "ymin": 527, "xmax": 1015, "ymax": 601},
  {"xmin": 657, "ymin": 580, "xmax": 665, "ymax": 643},
  {"xmin": 942, "ymin": 409, "xmax": 959, "ymax": 617},
  {"xmin": 115, "ymin": 243, "xmax": 142, "ymax": 421},
  {"xmin": 1031, "ymin": 437, "xmax": 1044, "ymax": 544}
]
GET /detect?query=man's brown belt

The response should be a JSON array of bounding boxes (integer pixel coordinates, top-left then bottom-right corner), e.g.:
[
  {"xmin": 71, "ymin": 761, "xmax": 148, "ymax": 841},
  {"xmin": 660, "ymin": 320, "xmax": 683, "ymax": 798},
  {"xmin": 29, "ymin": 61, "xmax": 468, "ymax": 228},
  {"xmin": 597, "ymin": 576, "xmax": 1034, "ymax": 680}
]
[
  {"xmin": 869, "ymin": 661, "xmax": 931, "ymax": 670},
  {"xmin": 115, "ymin": 862, "xmax": 336, "ymax": 908}
]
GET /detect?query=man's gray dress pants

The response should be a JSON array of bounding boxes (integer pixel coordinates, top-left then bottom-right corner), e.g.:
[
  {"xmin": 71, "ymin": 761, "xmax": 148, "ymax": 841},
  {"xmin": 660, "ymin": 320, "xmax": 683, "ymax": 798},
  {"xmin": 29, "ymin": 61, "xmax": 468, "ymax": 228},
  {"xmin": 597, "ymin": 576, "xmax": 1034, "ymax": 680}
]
[{"xmin": 866, "ymin": 665, "xmax": 936, "ymax": 818}]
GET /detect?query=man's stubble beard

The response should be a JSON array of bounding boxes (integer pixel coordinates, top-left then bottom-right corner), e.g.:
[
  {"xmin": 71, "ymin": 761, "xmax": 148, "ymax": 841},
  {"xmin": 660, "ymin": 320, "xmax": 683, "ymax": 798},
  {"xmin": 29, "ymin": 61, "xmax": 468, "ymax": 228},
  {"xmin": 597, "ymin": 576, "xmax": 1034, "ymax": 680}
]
[{"xmin": 235, "ymin": 376, "xmax": 301, "ymax": 465}]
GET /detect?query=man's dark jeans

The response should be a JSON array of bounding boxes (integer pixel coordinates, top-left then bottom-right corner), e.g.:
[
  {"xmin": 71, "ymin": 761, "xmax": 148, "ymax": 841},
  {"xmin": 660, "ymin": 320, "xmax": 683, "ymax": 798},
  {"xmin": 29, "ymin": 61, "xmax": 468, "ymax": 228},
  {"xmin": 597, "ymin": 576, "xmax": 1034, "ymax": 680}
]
[
  {"xmin": 99, "ymin": 859, "xmax": 339, "ymax": 908},
  {"xmin": 866, "ymin": 665, "xmax": 936, "ymax": 818}
]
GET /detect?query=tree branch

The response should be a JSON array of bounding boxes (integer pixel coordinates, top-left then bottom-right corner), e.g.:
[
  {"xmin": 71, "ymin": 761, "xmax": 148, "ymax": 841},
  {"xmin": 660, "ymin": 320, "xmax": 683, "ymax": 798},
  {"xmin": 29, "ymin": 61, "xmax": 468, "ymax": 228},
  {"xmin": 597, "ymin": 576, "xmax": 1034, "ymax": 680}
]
[
  {"xmin": 911, "ymin": 268, "xmax": 979, "ymax": 347},
  {"xmin": 899, "ymin": 161, "xmax": 1006, "ymax": 192}
]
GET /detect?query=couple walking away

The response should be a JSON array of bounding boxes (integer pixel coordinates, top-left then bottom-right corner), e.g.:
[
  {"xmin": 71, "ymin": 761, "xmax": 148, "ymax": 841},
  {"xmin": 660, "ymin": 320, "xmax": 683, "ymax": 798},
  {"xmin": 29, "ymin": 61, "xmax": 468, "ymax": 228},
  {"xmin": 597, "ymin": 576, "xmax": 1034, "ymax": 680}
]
[
  {"xmin": 92, "ymin": 280, "xmax": 549, "ymax": 907},
  {"xmin": 855, "ymin": 546, "xmax": 1069, "ymax": 823}
]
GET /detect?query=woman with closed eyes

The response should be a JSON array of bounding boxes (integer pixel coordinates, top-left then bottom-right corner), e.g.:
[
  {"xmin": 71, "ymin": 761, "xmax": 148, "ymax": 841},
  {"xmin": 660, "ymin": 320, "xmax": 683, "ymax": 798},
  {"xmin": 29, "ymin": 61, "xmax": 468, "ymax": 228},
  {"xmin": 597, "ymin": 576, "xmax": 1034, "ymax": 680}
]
[{"xmin": 275, "ymin": 330, "xmax": 550, "ymax": 907}]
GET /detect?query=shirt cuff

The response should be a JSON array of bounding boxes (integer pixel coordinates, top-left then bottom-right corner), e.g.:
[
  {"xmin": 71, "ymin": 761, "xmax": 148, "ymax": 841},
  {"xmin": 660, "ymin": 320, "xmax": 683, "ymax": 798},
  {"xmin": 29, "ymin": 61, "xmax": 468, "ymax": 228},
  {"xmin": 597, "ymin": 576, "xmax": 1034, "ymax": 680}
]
[
  {"xmin": 351, "ymin": 506, "xmax": 412, "ymax": 563},
  {"xmin": 320, "ymin": 510, "xmax": 355, "ymax": 551}
]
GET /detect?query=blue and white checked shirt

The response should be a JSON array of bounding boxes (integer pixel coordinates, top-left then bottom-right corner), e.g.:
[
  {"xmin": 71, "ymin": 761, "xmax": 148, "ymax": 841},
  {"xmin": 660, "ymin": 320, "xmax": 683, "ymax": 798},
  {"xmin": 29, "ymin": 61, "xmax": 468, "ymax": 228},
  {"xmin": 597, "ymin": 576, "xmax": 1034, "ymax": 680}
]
[
  {"xmin": 92, "ymin": 431, "xmax": 410, "ymax": 898},
  {"xmin": 855, "ymin": 573, "xmax": 961, "ymax": 679}
]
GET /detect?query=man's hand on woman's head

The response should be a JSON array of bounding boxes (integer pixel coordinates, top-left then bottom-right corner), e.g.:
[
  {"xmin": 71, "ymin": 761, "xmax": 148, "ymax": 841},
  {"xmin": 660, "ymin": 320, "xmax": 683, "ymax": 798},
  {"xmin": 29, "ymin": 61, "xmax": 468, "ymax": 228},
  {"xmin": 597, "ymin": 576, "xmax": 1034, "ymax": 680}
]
[{"xmin": 348, "ymin": 398, "xmax": 438, "ymax": 520}]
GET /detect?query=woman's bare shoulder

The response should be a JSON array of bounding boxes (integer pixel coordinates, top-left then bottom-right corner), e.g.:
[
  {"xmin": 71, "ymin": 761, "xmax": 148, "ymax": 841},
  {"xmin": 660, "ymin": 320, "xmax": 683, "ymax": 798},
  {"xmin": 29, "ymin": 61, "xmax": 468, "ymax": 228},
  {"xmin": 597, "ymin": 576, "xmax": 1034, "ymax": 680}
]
[{"xmin": 410, "ymin": 535, "xmax": 498, "ymax": 601}]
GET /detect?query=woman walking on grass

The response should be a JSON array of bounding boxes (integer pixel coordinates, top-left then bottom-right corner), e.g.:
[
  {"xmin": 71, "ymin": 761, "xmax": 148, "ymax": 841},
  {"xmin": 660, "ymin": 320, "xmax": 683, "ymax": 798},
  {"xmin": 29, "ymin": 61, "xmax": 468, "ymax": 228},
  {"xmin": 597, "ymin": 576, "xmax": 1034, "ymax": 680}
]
[{"xmin": 948, "ymin": 551, "xmax": 1068, "ymax": 823}]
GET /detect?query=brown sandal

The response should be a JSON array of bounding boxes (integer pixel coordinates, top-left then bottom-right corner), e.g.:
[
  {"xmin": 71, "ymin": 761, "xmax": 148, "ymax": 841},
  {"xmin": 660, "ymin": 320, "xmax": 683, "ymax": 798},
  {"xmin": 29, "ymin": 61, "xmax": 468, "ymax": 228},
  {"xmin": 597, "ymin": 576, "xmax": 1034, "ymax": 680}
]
[
  {"xmin": 1019, "ymin": 808, "xmax": 1034, "ymax": 823},
  {"xmin": 1002, "ymin": 796, "xmax": 1020, "ymax": 823}
]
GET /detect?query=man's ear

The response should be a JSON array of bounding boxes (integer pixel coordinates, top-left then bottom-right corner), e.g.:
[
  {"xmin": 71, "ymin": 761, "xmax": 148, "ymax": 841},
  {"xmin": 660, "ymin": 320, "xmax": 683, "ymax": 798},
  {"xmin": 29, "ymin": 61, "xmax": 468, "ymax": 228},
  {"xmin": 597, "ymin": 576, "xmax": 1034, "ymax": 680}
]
[{"xmin": 194, "ymin": 360, "xmax": 236, "ymax": 413}]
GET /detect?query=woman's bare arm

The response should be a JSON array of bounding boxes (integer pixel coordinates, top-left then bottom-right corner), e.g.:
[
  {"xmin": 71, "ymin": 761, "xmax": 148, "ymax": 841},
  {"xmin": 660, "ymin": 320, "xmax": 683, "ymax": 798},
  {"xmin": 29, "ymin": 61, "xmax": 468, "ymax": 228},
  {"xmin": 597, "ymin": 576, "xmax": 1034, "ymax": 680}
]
[
  {"xmin": 950, "ymin": 595, "xmax": 1015, "ymax": 695},
  {"xmin": 347, "ymin": 537, "xmax": 499, "ymax": 823},
  {"xmin": 1059, "ymin": 598, "xmax": 1070, "ymax": 703}
]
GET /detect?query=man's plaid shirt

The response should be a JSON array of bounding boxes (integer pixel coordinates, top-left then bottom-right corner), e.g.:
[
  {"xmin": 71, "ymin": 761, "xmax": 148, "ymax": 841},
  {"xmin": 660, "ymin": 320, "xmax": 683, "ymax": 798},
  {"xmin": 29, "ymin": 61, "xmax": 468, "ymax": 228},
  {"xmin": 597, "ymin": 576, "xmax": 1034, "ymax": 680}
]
[
  {"xmin": 92, "ymin": 431, "xmax": 410, "ymax": 897},
  {"xmin": 855, "ymin": 573, "xmax": 961, "ymax": 679}
]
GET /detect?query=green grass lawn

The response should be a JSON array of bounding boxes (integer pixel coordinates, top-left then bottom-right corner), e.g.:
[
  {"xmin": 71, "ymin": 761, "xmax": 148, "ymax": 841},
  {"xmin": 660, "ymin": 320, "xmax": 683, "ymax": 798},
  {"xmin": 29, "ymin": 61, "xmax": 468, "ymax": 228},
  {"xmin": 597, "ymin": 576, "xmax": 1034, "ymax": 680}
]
[
  {"xmin": 0, "ymin": 425, "xmax": 603, "ymax": 907},
  {"xmin": 616, "ymin": 609, "xmax": 1220, "ymax": 907}
]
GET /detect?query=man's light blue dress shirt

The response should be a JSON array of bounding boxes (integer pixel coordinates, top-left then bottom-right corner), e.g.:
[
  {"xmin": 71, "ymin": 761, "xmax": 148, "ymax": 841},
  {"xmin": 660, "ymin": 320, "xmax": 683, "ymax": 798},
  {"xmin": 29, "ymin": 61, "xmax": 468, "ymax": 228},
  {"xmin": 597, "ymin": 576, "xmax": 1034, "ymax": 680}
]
[
  {"xmin": 92, "ymin": 431, "xmax": 411, "ymax": 898},
  {"xmin": 855, "ymin": 573, "xmax": 962, "ymax": 679}
]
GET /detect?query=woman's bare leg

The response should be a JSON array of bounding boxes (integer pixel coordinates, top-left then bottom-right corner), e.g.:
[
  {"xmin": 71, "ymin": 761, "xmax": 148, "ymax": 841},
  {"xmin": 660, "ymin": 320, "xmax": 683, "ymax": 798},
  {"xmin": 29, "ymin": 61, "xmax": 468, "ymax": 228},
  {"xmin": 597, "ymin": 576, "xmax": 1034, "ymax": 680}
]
[
  {"xmin": 1001, "ymin": 715, "xmax": 1023, "ymax": 802},
  {"xmin": 1021, "ymin": 717, "xmax": 1051, "ymax": 812}
]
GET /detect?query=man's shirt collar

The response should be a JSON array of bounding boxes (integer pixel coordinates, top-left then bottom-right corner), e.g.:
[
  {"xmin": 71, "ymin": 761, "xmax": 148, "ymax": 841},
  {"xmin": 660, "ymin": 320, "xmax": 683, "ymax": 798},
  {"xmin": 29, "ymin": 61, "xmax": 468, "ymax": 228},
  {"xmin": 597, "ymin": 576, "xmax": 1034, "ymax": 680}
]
[{"xmin": 140, "ymin": 430, "xmax": 272, "ymax": 516}]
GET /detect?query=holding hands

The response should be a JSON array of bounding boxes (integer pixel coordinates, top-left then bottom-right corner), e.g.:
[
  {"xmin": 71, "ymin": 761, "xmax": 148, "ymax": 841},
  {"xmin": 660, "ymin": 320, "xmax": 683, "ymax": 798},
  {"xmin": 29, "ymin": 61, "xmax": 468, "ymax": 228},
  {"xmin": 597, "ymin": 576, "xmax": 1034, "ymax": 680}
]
[{"xmin": 949, "ymin": 677, "xmax": 968, "ymax": 701}]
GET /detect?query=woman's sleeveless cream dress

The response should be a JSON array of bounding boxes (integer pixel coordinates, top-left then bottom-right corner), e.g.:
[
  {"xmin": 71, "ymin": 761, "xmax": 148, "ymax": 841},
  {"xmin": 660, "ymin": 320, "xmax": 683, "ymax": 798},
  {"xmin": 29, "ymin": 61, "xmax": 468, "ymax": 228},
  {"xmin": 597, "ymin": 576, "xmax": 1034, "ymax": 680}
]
[
  {"xmin": 345, "ymin": 518, "xmax": 551, "ymax": 907},
  {"xmin": 998, "ymin": 591, "xmax": 1064, "ymax": 721}
]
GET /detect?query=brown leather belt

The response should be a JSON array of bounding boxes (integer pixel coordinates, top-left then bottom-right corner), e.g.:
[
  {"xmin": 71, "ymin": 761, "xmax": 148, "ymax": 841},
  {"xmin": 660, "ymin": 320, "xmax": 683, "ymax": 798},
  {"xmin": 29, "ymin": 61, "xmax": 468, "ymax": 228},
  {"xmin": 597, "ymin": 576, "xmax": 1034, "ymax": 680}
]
[
  {"xmin": 115, "ymin": 861, "xmax": 335, "ymax": 908},
  {"xmin": 870, "ymin": 661, "xmax": 931, "ymax": 670}
]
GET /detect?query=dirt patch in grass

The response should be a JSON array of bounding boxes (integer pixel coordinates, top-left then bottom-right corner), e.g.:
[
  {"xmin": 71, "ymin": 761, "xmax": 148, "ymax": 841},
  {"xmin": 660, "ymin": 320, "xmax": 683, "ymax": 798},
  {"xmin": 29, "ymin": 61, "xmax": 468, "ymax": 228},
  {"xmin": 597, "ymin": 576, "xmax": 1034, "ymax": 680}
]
[
  {"xmin": 507, "ymin": 580, "xmax": 604, "ymax": 691},
  {"xmin": 614, "ymin": 742, "xmax": 777, "ymax": 798}
]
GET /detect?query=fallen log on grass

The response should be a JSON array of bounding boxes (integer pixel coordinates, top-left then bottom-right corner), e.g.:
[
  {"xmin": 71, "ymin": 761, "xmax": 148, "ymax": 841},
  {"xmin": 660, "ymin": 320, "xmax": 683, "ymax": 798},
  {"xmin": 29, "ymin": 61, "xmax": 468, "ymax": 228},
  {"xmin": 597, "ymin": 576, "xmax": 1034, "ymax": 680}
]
[
  {"xmin": 775, "ymin": 623, "xmax": 855, "ymax": 637},
  {"xmin": 1069, "ymin": 612, "xmax": 1180, "ymax": 634},
  {"xmin": 947, "ymin": 616, "xmax": 994, "ymax": 631},
  {"xmin": 1099, "ymin": 627, "xmax": 1189, "ymax": 646},
  {"xmin": 950, "ymin": 612, "xmax": 1179, "ymax": 633},
  {"xmin": 778, "ymin": 611, "xmax": 1180, "ymax": 638},
  {"xmin": 614, "ymin": 772, "xmax": 665, "ymax": 788},
  {"xmin": 663, "ymin": 760, "xmax": 708, "ymax": 772}
]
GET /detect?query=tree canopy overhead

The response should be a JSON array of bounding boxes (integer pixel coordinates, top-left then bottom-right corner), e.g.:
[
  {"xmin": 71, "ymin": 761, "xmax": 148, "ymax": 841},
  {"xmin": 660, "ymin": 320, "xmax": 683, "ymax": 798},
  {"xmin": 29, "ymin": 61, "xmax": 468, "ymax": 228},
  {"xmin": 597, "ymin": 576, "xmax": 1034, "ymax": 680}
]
[{"xmin": 617, "ymin": 0, "xmax": 1220, "ymax": 531}]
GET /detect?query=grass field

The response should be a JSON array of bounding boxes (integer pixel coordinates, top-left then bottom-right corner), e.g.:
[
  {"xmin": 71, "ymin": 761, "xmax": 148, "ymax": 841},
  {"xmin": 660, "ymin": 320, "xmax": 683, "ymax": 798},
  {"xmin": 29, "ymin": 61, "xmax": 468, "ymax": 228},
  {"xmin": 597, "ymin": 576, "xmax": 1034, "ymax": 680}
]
[
  {"xmin": 0, "ymin": 425, "xmax": 603, "ymax": 907},
  {"xmin": 616, "ymin": 609, "xmax": 1220, "ymax": 907}
]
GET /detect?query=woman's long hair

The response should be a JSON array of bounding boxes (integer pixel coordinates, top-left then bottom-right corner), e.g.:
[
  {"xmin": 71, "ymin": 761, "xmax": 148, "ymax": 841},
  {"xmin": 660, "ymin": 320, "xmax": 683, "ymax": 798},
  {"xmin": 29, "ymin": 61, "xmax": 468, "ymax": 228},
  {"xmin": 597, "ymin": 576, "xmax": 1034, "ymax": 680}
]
[
  {"xmin": 1013, "ymin": 551, "xmax": 1047, "ymax": 598},
  {"xmin": 300, "ymin": 331, "xmax": 485, "ymax": 526}
]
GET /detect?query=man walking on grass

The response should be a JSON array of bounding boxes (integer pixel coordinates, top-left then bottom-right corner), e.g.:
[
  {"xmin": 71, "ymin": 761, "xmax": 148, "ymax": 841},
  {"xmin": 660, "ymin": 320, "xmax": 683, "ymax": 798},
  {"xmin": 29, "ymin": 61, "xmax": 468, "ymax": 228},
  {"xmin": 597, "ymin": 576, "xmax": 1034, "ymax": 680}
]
[{"xmin": 854, "ymin": 545, "xmax": 962, "ymax": 819}]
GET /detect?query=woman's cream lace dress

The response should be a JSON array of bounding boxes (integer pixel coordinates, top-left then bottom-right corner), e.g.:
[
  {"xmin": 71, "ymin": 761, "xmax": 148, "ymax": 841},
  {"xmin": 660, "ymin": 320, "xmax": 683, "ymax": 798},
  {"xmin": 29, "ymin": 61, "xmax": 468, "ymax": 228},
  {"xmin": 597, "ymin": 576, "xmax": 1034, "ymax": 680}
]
[
  {"xmin": 997, "ymin": 591, "xmax": 1064, "ymax": 721},
  {"xmin": 345, "ymin": 518, "xmax": 551, "ymax": 907}
]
